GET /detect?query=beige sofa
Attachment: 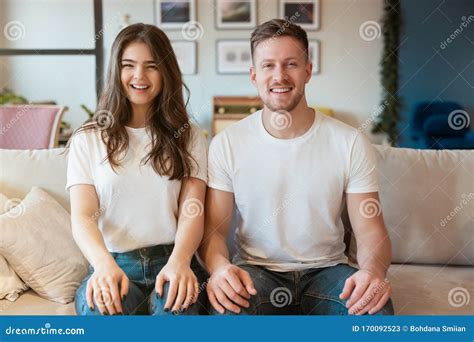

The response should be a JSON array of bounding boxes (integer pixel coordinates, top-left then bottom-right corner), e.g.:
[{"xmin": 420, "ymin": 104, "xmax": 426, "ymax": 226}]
[{"xmin": 0, "ymin": 146, "xmax": 472, "ymax": 315}]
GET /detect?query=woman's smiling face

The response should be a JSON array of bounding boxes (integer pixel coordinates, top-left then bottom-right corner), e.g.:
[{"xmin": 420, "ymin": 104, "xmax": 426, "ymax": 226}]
[{"xmin": 120, "ymin": 41, "xmax": 162, "ymax": 110}]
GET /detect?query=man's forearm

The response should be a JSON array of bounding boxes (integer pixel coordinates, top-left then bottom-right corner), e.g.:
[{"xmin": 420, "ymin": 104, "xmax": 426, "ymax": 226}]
[
  {"xmin": 199, "ymin": 231, "xmax": 231, "ymax": 274},
  {"xmin": 356, "ymin": 226, "xmax": 392, "ymax": 277}
]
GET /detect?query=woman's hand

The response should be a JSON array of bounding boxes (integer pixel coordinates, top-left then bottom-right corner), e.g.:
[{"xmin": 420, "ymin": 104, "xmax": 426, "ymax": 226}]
[
  {"xmin": 155, "ymin": 258, "xmax": 199, "ymax": 313},
  {"xmin": 86, "ymin": 261, "xmax": 129, "ymax": 315}
]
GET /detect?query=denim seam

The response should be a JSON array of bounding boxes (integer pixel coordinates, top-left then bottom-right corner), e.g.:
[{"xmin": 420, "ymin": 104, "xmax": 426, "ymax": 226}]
[{"xmin": 302, "ymin": 292, "xmax": 347, "ymax": 307}]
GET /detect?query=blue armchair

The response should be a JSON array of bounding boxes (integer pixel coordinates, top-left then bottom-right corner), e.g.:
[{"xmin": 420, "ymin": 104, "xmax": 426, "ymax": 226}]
[{"xmin": 410, "ymin": 101, "xmax": 474, "ymax": 149}]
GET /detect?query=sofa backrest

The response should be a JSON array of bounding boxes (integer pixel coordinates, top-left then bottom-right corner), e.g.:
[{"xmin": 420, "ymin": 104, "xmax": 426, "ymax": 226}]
[
  {"xmin": 1, "ymin": 145, "xmax": 472, "ymax": 266},
  {"xmin": 0, "ymin": 148, "xmax": 69, "ymax": 212},
  {"xmin": 349, "ymin": 145, "xmax": 473, "ymax": 266}
]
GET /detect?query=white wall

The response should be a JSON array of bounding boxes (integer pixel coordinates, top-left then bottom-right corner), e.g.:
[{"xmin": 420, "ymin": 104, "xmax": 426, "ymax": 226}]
[{"xmin": 1, "ymin": 0, "xmax": 385, "ymax": 141}]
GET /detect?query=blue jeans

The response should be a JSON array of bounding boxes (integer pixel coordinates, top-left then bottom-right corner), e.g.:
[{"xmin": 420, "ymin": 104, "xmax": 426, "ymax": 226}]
[
  {"xmin": 75, "ymin": 244, "xmax": 209, "ymax": 315},
  {"xmin": 213, "ymin": 263, "xmax": 394, "ymax": 315}
]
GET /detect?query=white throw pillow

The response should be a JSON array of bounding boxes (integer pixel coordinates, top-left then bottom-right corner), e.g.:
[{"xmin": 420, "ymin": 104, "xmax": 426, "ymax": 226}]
[
  {"xmin": 0, "ymin": 187, "xmax": 88, "ymax": 304},
  {"xmin": 0, "ymin": 193, "xmax": 29, "ymax": 301}
]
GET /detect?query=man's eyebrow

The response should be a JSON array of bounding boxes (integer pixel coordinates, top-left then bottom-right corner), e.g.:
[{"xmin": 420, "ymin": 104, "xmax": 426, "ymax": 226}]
[{"xmin": 260, "ymin": 57, "xmax": 299, "ymax": 63}]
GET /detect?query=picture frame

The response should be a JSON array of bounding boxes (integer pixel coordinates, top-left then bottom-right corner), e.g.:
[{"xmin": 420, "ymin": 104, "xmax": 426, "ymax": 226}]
[
  {"xmin": 308, "ymin": 40, "xmax": 320, "ymax": 74},
  {"xmin": 171, "ymin": 40, "xmax": 197, "ymax": 75},
  {"xmin": 216, "ymin": 40, "xmax": 252, "ymax": 74},
  {"xmin": 155, "ymin": 0, "xmax": 196, "ymax": 30},
  {"xmin": 215, "ymin": 0, "xmax": 257, "ymax": 29},
  {"xmin": 279, "ymin": 0, "xmax": 320, "ymax": 30}
]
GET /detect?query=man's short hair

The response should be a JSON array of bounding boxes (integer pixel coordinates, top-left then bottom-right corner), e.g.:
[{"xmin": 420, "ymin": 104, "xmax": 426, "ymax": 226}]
[{"xmin": 250, "ymin": 19, "xmax": 309, "ymax": 61}]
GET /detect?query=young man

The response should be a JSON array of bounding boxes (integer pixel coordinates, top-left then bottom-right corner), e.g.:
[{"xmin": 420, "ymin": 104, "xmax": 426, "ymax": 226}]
[{"xmin": 199, "ymin": 19, "xmax": 394, "ymax": 315}]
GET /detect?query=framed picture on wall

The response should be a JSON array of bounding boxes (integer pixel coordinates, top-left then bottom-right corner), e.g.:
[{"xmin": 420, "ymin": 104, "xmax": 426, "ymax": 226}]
[
  {"xmin": 216, "ymin": 40, "xmax": 252, "ymax": 74},
  {"xmin": 279, "ymin": 0, "xmax": 320, "ymax": 30},
  {"xmin": 155, "ymin": 0, "xmax": 196, "ymax": 29},
  {"xmin": 215, "ymin": 0, "xmax": 257, "ymax": 29},
  {"xmin": 308, "ymin": 40, "xmax": 320, "ymax": 74},
  {"xmin": 171, "ymin": 41, "xmax": 197, "ymax": 75}
]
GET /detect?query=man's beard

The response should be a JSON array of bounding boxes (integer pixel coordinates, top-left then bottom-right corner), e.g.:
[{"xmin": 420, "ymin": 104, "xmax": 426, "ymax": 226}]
[{"xmin": 264, "ymin": 90, "xmax": 304, "ymax": 113}]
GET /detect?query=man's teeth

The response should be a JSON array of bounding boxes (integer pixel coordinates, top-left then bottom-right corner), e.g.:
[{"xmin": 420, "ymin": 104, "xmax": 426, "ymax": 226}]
[
  {"xmin": 271, "ymin": 88, "xmax": 291, "ymax": 93},
  {"xmin": 131, "ymin": 85, "xmax": 149, "ymax": 89}
]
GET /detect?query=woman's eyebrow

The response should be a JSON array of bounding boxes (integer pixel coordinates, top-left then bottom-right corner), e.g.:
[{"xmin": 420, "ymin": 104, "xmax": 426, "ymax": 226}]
[{"xmin": 121, "ymin": 59, "xmax": 156, "ymax": 64}]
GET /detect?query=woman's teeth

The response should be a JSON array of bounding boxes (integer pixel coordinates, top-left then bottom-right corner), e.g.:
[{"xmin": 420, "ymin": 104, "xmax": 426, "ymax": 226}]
[{"xmin": 131, "ymin": 84, "xmax": 149, "ymax": 89}]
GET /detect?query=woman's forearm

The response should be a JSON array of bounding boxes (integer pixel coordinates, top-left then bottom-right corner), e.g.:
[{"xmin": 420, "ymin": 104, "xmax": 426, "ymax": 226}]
[{"xmin": 72, "ymin": 214, "xmax": 115, "ymax": 269}]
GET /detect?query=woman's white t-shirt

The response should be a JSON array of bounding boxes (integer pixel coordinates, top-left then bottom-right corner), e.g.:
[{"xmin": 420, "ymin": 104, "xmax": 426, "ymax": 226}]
[
  {"xmin": 66, "ymin": 124, "xmax": 208, "ymax": 253},
  {"xmin": 208, "ymin": 110, "xmax": 378, "ymax": 272}
]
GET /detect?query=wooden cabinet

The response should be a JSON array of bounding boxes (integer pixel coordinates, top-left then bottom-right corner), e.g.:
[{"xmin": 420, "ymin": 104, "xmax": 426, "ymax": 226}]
[{"xmin": 212, "ymin": 96, "xmax": 263, "ymax": 136}]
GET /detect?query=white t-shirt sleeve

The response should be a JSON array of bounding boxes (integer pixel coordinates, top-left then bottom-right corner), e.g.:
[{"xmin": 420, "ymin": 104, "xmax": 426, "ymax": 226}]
[
  {"xmin": 345, "ymin": 133, "xmax": 379, "ymax": 193},
  {"xmin": 208, "ymin": 133, "xmax": 234, "ymax": 192},
  {"xmin": 188, "ymin": 126, "xmax": 208, "ymax": 183},
  {"xmin": 65, "ymin": 132, "xmax": 94, "ymax": 191}
]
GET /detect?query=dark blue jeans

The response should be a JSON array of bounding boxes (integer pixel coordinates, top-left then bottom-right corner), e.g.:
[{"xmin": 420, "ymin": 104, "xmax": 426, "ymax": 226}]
[
  {"xmin": 75, "ymin": 245, "xmax": 209, "ymax": 315},
  {"xmin": 214, "ymin": 263, "xmax": 394, "ymax": 315}
]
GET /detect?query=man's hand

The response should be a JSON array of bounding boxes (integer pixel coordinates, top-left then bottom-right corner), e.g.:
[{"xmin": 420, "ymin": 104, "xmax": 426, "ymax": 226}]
[
  {"xmin": 207, "ymin": 264, "xmax": 257, "ymax": 314},
  {"xmin": 339, "ymin": 269, "xmax": 391, "ymax": 315}
]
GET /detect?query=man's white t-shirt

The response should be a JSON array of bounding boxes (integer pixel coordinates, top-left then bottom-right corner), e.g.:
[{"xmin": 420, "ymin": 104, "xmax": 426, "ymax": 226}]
[
  {"xmin": 66, "ymin": 124, "xmax": 208, "ymax": 253},
  {"xmin": 208, "ymin": 110, "xmax": 378, "ymax": 272}
]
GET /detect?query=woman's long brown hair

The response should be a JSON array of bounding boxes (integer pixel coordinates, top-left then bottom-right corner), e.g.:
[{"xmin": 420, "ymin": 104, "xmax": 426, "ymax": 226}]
[{"xmin": 73, "ymin": 23, "xmax": 195, "ymax": 180}]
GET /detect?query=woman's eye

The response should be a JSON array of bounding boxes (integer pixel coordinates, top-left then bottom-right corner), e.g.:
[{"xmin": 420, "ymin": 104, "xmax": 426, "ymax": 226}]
[
  {"xmin": 147, "ymin": 65, "xmax": 158, "ymax": 69},
  {"xmin": 122, "ymin": 64, "xmax": 133, "ymax": 68}
]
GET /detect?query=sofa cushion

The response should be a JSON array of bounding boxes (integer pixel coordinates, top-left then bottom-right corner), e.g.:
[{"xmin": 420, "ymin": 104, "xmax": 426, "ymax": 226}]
[
  {"xmin": 0, "ymin": 193, "xmax": 29, "ymax": 301},
  {"xmin": 0, "ymin": 187, "xmax": 88, "ymax": 304},
  {"xmin": 388, "ymin": 264, "xmax": 473, "ymax": 315},
  {"xmin": 350, "ymin": 145, "xmax": 473, "ymax": 266},
  {"xmin": 0, "ymin": 148, "xmax": 69, "ymax": 212},
  {"xmin": 0, "ymin": 290, "xmax": 75, "ymax": 315}
]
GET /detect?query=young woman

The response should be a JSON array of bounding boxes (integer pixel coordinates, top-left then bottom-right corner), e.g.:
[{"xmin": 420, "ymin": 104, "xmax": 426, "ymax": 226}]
[{"xmin": 66, "ymin": 23, "xmax": 208, "ymax": 315}]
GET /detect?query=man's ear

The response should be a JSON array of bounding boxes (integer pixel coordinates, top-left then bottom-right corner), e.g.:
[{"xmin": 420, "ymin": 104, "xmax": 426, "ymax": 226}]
[{"xmin": 250, "ymin": 66, "xmax": 257, "ymax": 86}]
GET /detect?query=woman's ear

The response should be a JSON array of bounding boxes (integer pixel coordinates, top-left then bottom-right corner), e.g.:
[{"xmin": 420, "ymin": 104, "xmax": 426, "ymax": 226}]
[{"xmin": 305, "ymin": 62, "xmax": 313, "ymax": 83}]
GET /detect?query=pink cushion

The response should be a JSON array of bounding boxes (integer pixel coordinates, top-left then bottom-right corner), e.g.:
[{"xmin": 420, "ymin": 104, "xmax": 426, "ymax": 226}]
[{"xmin": 0, "ymin": 105, "xmax": 61, "ymax": 149}]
